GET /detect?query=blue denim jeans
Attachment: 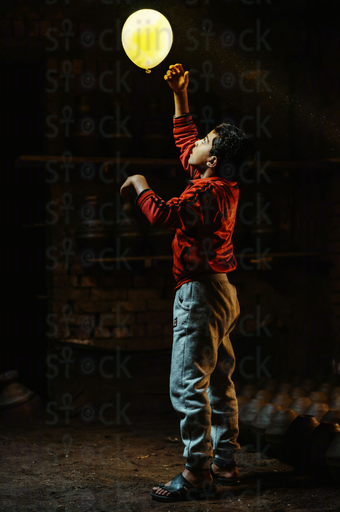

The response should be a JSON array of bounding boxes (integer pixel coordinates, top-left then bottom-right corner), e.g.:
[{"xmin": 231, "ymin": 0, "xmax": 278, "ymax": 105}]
[{"xmin": 170, "ymin": 273, "xmax": 241, "ymax": 471}]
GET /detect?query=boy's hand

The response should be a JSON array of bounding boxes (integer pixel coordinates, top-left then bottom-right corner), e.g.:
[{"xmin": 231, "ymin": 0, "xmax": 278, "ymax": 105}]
[
  {"xmin": 120, "ymin": 174, "xmax": 150, "ymax": 198},
  {"xmin": 164, "ymin": 63, "xmax": 189, "ymax": 93},
  {"xmin": 120, "ymin": 175, "xmax": 136, "ymax": 198}
]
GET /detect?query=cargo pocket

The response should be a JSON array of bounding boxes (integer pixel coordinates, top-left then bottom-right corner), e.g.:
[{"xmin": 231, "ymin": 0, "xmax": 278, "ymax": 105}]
[{"xmin": 178, "ymin": 282, "xmax": 192, "ymax": 311}]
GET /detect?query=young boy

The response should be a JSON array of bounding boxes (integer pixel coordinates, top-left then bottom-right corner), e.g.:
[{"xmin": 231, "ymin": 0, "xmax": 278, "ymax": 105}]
[{"xmin": 120, "ymin": 63, "xmax": 255, "ymax": 502}]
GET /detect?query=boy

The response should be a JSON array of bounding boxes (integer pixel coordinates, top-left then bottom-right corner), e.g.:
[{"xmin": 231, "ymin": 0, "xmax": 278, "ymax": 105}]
[{"xmin": 120, "ymin": 63, "xmax": 255, "ymax": 502}]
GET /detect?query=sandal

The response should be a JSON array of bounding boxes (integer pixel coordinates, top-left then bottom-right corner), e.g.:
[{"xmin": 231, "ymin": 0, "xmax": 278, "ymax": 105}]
[
  {"xmin": 150, "ymin": 471, "xmax": 216, "ymax": 502},
  {"xmin": 210, "ymin": 463, "xmax": 241, "ymax": 486}
]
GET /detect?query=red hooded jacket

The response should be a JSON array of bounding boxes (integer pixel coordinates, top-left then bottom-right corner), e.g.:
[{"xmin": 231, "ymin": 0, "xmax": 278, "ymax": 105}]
[{"xmin": 136, "ymin": 113, "xmax": 239, "ymax": 291}]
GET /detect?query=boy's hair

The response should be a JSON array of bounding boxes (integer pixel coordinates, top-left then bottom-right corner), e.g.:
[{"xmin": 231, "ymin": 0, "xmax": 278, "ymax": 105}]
[{"xmin": 209, "ymin": 123, "xmax": 256, "ymax": 181}]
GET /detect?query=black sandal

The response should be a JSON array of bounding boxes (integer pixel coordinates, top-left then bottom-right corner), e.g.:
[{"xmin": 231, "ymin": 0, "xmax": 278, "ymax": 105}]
[
  {"xmin": 210, "ymin": 463, "xmax": 241, "ymax": 486},
  {"xmin": 150, "ymin": 471, "xmax": 216, "ymax": 502}
]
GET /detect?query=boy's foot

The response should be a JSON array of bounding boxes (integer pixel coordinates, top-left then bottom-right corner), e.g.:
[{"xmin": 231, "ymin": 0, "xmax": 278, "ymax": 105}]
[
  {"xmin": 210, "ymin": 462, "xmax": 240, "ymax": 486},
  {"xmin": 152, "ymin": 467, "xmax": 213, "ymax": 497},
  {"xmin": 211, "ymin": 462, "xmax": 239, "ymax": 479}
]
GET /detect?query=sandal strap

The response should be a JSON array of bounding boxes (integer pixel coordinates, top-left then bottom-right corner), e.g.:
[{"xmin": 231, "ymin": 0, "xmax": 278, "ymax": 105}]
[
  {"xmin": 161, "ymin": 472, "xmax": 195, "ymax": 494},
  {"xmin": 213, "ymin": 460, "xmax": 236, "ymax": 468}
]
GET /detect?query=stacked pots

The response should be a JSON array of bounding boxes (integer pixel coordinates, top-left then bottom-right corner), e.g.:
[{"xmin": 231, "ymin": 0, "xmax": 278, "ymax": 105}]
[
  {"xmin": 240, "ymin": 384, "xmax": 257, "ymax": 399},
  {"xmin": 251, "ymin": 403, "xmax": 282, "ymax": 457},
  {"xmin": 272, "ymin": 393, "xmax": 293, "ymax": 409},
  {"xmin": 304, "ymin": 402, "xmax": 330, "ymax": 421},
  {"xmin": 283, "ymin": 414, "xmax": 320, "ymax": 475},
  {"xmin": 239, "ymin": 398, "xmax": 266, "ymax": 446},
  {"xmin": 306, "ymin": 421, "xmax": 340, "ymax": 480},
  {"xmin": 290, "ymin": 397, "xmax": 312, "ymax": 415},
  {"xmin": 265, "ymin": 409, "xmax": 298, "ymax": 462}
]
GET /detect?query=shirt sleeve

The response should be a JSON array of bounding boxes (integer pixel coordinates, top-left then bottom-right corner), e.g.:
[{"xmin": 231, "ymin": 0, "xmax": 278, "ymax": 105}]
[
  {"xmin": 173, "ymin": 114, "xmax": 201, "ymax": 181},
  {"xmin": 136, "ymin": 183, "xmax": 219, "ymax": 231}
]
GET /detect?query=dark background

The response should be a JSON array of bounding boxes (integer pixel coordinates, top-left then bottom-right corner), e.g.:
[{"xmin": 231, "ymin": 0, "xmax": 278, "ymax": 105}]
[{"xmin": 0, "ymin": 0, "xmax": 339, "ymax": 413}]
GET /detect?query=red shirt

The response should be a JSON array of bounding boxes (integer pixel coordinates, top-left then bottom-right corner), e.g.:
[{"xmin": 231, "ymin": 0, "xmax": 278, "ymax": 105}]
[{"xmin": 136, "ymin": 113, "xmax": 239, "ymax": 291}]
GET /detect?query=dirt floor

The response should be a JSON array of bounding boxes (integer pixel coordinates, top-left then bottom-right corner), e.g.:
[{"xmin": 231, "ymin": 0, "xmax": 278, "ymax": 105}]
[{"xmin": 0, "ymin": 412, "xmax": 339, "ymax": 512}]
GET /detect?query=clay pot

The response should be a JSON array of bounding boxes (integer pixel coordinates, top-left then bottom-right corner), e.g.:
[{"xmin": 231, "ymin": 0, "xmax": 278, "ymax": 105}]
[
  {"xmin": 251, "ymin": 403, "xmax": 282, "ymax": 456},
  {"xmin": 330, "ymin": 396, "xmax": 340, "ymax": 410},
  {"xmin": 277, "ymin": 383, "xmax": 293, "ymax": 394},
  {"xmin": 272, "ymin": 393, "xmax": 293, "ymax": 409},
  {"xmin": 306, "ymin": 422, "xmax": 340, "ymax": 479},
  {"xmin": 304, "ymin": 402, "xmax": 329, "ymax": 422},
  {"xmin": 291, "ymin": 387, "xmax": 307, "ymax": 399},
  {"xmin": 331, "ymin": 387, "xmax": 340, "ymax": 401},
  {"xmin": 309, "ymin": 391, "xmax": 329, "ymax": 404},
  {"xmin": 283, "ymin": 414, "xmax": 320, "ymax": 474},
  {"xmin": 318, "ymin": 382, "xmax": 333, "ymax": 395},
  {"xmin": 264, "ymin": 379, "xmax": 278, "ymax": 393},
  {"xmin": 302, "ymin": 378, "xmax": 317, "ymax": 393},
  {"xmin": 240, "ymin": 384, "xmax": 257, "ymax": 399},
  {"xmin": 239, "ymin": 398, "xmax": 266, "ymax": 446},
  {"xmin": 320, "ymin": 409, "xmax": 340, "ymax": 425},
  {"xmin": 290, "ymin": 397, "xmax": 312, "ymax": 415},
  {"xmin": 325, "ymin": 432, "xmax": 340, "ymax": 485},
  {"xmin": 237, "ymin": 395, "xmax": 249, "ymax": 412},
  {"xmin": 265, "ymin": 409, "xmax": 298, "ymax": 462},
  {"xmin": 0, "ymin": 371, "xmax": 42, "ymax": 425},
  {"xmin": 254, "ymin": 390, "xmax": 273, "ymax": 404}
]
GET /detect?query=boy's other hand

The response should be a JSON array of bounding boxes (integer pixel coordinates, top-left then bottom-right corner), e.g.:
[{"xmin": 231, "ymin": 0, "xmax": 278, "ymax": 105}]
[{"xmin": 164, "ymin": 63, "xmax": 189, "ymax": 93}]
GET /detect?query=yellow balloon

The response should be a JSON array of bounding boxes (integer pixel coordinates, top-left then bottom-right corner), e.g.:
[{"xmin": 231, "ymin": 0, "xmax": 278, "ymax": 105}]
[{"xmin": 121, "ymin": 9, "xmax": 173, "ymax": 73}]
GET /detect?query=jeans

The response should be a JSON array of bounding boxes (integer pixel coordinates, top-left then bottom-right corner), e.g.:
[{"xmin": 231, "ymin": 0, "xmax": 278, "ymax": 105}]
[{"xmin": 170, "ymin": 273, "xmax": 241, "ymax": 471}]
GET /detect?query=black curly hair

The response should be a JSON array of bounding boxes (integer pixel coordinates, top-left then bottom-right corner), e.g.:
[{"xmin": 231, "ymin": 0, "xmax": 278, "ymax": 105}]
[{"xmin": 209, "ymin": 123, "xmax": 256, "ymax": 181}]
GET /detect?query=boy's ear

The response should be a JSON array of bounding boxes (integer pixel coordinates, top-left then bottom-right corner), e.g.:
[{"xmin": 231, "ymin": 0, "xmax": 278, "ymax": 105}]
[{"xmin": 207, "ymin": 155, "xmax": 218, "ymax": 168}]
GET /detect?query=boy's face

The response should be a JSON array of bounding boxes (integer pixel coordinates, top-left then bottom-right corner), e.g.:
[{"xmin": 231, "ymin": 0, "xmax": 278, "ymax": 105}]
[{"xmin": 188, "ymin": 129, "xmax": 218, "ymax": 173}]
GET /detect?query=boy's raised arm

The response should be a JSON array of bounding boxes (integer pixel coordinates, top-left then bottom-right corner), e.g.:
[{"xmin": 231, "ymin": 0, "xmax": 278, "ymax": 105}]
[
  {"xmin": 164, "ymin": 64, "xmax": 200, "ymax": 179},
  {"xmin": 164, "ymin": 63, "xmax": 190, "ymax": 117}
]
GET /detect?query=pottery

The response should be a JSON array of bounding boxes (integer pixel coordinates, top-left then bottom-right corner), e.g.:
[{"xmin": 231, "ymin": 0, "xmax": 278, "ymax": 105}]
[
  {"xmin": 320, "ymin": 409, "xmax": 340, "ymax": 425},
  {"xmin": 240, "ymin": 384, "xmax": 257, "ymax": 399},
  {"xmin": 277, "ymin": 383, "xmax": 293, "ymax": 394},
  {"xmin": 304, "ymin": 402, "xmax": 329, "ymax": 422},
  {"xmin": 0, "ymin": 371, "xmax": 42, "ymax": 425},
  {"xmin": 283, "ymin": 414, "xmax": 320, "ymax": 474},
  {"xmin": 265, "ymin": 409, "xmax": 298, "ymax": 462},
  {"xmin": 309, "ymin": 391, "xmax": 329, "ymax": 404},
  {"xmin": 254, "ymin": 390, "xmax": 273, "ymax": 404},
  {"xmin": 306, "ymin": 421, "xmax": 340, "ymax": 479},
  {"xmin": 325, "ymin": 432, "xmax": 340, "ymax": 485},
  {"xmin": 272, "ymin": 393, "xmax": 292, "ymax": 409},
  {"xmin": 237, "ymin": 395, "xmax": 249, "ymax": 412},
  {"xmin": 251, "ymin": 403, "xmax": 282, "ymax": 456},
  {"xmin": 291, "ymin": 387, "xmax": 307, "ymax": 399},
  {"xmin": 239, "ymin": 398, "xmax": 266, "ymax": 446},
  {"xmin": 318, "ymin": 382, "xmax": 333, "ymax": 395},
  {"xmin": 330, "ymin": 396, "xmax": 340, "ymax": 410},
  {"xmin": 302, "ymin": 378, "xmax": 317, "ymax": 394},
  {"xmin": 264, "ymin": 379, "xmax": 278, "ymax": 393},
  {"xmin": 331, "ymin": 387, "xmax": 340, "ymax": 401},
  {"xmin": 290, "ymin": 397, "xmax": 312, "ymax": 415}
]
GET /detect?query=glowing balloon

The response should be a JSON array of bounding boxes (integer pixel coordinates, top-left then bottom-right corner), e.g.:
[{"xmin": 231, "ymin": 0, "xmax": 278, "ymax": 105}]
[{"xmin": 121, "ymin": 9, "xmax": 173, "ymax": 73}]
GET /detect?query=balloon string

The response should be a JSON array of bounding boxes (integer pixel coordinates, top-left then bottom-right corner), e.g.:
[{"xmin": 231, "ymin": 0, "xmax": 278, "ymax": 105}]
[{"xmin": 145, "ymin": 69, "xmax": 151, "ymax": 74}]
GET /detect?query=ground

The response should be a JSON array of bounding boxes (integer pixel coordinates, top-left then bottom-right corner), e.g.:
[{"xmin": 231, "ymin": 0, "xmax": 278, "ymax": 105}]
[{"xmin": 0, "ymin": 413, "xmax": 339, "ymax": 512}]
